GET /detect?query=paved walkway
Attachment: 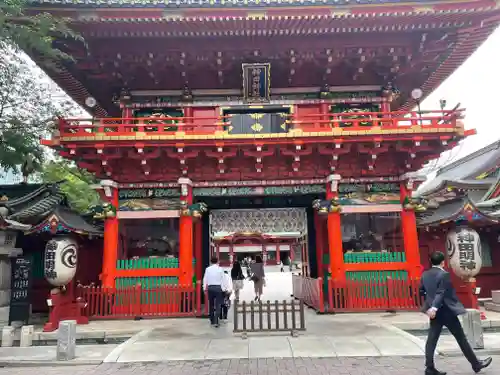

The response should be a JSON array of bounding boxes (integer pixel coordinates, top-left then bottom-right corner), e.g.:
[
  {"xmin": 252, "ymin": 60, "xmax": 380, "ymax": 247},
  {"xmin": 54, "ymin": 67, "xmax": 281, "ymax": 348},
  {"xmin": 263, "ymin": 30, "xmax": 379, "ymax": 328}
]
[{"xmin": 1, "ymin": 356, "xmax": 497, "ymax": 374}]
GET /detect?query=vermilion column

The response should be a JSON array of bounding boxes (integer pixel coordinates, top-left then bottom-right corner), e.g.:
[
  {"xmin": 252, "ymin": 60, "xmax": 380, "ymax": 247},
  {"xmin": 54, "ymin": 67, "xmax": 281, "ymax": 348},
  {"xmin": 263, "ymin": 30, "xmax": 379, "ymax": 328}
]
[
  {"xmin": 179, "ymin": 178, "xmax": 193, "ymax": 285},
  {"xmin": 400, "ymin": 179, "xmax": 421, "ymax": 278},
  {"xmin": 101, "ymin": 180, "xmax": 119, "ymax": 288},
  {"xmin": 194, "ymin": 221, "xmax": 203, "ymax": 283},
  {"xmin": 314, "ymin": 211, "xmax": 324, "ymax": 279},
  {"xmin": 326, "ymin": 174, "xmax": 345, "ymax": 282}
]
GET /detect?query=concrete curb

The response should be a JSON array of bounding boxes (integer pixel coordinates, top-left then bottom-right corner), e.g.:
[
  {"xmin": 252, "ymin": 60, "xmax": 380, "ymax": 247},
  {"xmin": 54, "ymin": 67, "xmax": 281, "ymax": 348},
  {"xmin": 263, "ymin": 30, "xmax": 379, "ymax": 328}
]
[
  {"xmin": 0, "ymin": 359, "xmax": 102, "ymax": 367},
  {"xmin": 440, "ymin": 348, "xmax": 500, "ymax": 357},
  {"xmin": 378, "ymin": 323, "xmax": 429, "ymax": 354},
  {"xmin": 103, "ymin": 328, "xmax": 154, "ymax": 363}
]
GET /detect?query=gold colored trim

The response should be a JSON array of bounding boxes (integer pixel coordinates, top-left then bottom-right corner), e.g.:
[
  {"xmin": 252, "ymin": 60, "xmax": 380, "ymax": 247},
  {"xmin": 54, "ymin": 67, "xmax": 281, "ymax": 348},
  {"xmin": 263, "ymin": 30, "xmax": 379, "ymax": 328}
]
[{"xmin": 59, "ymin": 126, "xmax": 462, "ymax": 142}]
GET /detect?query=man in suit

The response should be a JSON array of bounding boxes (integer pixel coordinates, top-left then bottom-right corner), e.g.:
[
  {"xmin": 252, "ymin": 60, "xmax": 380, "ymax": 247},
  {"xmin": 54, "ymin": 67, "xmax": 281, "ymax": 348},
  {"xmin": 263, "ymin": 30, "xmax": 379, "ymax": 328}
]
[{"xmin": 420, "ymin": 251, "xmax": 492, "ymax": 375}]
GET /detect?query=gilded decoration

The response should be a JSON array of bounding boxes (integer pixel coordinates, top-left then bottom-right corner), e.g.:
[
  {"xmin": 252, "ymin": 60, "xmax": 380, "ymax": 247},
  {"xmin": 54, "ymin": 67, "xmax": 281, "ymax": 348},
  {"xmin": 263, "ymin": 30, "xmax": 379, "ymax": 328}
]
[
  {"xmin": 210, "ymin": 208, "xmax": 307, "ymax": 235},
  {"xmin": 312, "ymin": 198, "xmax": 342, "ymax": 214},
  {"xmin": 180, "ymin": 201, "xmax": 208, "ymax": 218},
  {"xmin": 337, "ymin": 183, "xmax": 401, "ymax": 205},
  {"xmin": 90, "ymin": 202, "xmax": 117, "ymax": 219},
  {"xmin": 119, "ymin": 198, "xmax": 182, "ymax": 211},
  {"xmin": 193, "ymin": 185, "xmax": 325, "ymax": 197},
  {"xmin": 402, "ymin": 196, "xmax": 427, "ymax": 212}
]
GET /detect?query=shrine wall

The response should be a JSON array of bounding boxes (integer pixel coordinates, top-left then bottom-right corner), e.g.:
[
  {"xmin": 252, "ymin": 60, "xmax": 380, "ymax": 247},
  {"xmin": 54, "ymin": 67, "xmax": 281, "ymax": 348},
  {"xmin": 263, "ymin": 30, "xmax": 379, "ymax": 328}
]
[{"xmin": 418, "ymin": 230, "xmax": 500, "ymax": 299}]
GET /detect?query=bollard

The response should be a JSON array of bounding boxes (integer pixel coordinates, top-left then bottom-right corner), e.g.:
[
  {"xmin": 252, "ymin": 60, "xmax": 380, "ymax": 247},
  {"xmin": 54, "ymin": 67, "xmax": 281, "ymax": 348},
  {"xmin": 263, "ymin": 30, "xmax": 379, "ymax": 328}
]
[
  {"xmin": 20, "ymin": 325, "xmax": 34, "ymax": 347},
  {"xmin": 462, "ymin": 309, "xmax": 484, "ymax": 349},
  {"xmin": 57, "ymin": 320, "xmax": 77, "ymax": 361},
  {"xmin": 1, "ymin": 326, "xmax": 15, "ymax": 347}
]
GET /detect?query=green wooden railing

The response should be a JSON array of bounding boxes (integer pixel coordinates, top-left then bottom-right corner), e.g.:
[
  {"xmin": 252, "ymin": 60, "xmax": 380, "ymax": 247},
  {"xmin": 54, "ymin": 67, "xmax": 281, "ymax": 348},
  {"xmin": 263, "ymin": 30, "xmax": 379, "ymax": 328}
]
[
  {"xmin": 115, "ymin": 258, "xmax": 197, "ymax": 290},
  {"xmin": 116, "ymin": 258, "xmax": 197, "ymax": 270},
  {"xmin": 346, "ymin": 270, "xmax": 408, "ymax": 282},
  {"xmin": 343, "ymin": 252, "xmax": 406, "ymax": 263}
]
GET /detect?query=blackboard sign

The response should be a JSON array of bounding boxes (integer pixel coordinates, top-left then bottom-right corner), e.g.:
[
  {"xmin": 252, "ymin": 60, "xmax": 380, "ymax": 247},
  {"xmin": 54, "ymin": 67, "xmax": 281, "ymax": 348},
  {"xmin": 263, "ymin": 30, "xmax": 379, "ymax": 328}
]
[{"xmin": 8, "ymin": 256, "xmax": 33, "ymax": 325}]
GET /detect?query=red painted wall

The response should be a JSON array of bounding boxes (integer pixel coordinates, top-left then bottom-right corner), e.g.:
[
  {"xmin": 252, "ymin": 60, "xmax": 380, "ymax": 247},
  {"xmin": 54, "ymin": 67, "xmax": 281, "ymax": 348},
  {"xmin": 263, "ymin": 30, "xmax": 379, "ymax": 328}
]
[{"xmin": 418, "ymin": 229, "xmax": 500, "ymax": 300}]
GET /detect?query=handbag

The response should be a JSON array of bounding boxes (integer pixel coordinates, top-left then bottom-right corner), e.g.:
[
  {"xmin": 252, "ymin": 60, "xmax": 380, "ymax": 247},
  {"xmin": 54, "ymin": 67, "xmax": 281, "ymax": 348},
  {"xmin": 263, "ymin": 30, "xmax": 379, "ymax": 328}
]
[{"xmin": 250, "ymin": 274, "xmax": 260, "ymax": 282}]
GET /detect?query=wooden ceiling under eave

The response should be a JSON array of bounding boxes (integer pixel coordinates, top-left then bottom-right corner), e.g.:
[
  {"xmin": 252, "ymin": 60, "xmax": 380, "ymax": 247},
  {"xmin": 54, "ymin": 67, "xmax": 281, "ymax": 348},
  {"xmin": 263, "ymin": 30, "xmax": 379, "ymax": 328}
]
[{"xmin": 26, "ymin": 2, "xmax": 500, "ymax": 115}]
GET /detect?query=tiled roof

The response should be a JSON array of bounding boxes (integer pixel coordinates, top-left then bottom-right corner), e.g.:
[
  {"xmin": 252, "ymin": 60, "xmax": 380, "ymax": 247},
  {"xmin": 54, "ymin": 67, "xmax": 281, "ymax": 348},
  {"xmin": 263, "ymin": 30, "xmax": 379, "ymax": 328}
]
[
  {"xmin": 418, "ymin": 140, "xmax": 500, "ymax": 196},
  {"xmin": 0, "ymin": 183, "xmax": 102, "ymax": 235}
]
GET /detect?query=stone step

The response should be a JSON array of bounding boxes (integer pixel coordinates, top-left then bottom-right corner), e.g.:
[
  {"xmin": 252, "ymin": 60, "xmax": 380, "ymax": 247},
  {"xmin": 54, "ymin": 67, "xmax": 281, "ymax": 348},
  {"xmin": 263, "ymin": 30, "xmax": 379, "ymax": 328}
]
[
  {"xmin": 492, "ymin": 290, "xmax": 500, "ymax": 304},
  {"xmin": 484, "ymin": 301, "xmax": 500, "ymax": 313}
]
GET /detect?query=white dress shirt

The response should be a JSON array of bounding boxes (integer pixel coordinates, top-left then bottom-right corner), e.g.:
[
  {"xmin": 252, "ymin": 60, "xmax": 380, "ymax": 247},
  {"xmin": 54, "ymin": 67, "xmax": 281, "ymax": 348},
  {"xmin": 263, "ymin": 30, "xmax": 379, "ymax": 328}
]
[
  {"xmin": 203, "ymin": 264, "xmax": 224, "ymax": 289},
  {"xmin": 222, "ymin": 272, "xmax": 233, "ymax": 293}
]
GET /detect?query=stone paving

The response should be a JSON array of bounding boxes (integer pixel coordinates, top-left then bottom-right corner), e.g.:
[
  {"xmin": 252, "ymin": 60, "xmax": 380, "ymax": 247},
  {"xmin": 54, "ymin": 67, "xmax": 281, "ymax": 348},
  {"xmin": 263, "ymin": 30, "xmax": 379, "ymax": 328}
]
[{"xmin": 1, "ymin": 356, "xmax": 498, "ymax": 375}]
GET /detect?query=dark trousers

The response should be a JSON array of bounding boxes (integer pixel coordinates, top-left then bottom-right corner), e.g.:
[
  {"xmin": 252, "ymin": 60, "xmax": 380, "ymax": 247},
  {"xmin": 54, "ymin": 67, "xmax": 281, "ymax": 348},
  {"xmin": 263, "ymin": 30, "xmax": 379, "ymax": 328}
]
[
  {"xmin": 220, "ymin": 292, "xmax": 230, "ymax": 320},
  {"xmin": 425, "ymin": 307, "xmax": 479, "ymax": 369},
  {"xmin": 207, "ymin": 285, "xmax": 223, "ymax": 325}
]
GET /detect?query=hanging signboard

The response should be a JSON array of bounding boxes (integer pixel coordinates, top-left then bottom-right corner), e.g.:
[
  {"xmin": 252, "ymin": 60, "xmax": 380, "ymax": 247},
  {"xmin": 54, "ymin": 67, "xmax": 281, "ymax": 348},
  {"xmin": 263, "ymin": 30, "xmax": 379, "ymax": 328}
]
[
  {"xmin": 8, "ymin": 256, "xmax": 33, "ymax": 325},
  {"xmin": 242, "ymin": 63, "xmax": 271, "ymax": 103},
  {"xmin": 446, "ymin": 227, "xmax": 482, "ymax": 279}
]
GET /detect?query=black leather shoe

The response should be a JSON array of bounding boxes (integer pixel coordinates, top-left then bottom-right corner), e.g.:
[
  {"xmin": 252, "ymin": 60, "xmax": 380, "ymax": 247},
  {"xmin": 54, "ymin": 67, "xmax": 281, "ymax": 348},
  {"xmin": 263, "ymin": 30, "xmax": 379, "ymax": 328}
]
[
  {"xmin": 425, "ymin": 368, "xmax": 447, "ymax": 375},
  {"xmin": 473, "ymin": 357, "xmax": 492, "ymax": 373}
]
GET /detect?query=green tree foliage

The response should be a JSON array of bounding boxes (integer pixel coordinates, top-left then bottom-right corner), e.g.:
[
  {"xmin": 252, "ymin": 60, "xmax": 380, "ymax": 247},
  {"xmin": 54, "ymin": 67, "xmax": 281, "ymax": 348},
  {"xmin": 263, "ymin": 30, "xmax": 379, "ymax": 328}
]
[
  {"xmin": 38, "ymin": 159, "xmax": 100, "ymax": 213},
  {"xmin": 0, "ymin": 54, "xmax": 76, "ymax": 173},
  {"xmin": 0, "ymin": 0, "xmax": 83, "ymax": 61}
]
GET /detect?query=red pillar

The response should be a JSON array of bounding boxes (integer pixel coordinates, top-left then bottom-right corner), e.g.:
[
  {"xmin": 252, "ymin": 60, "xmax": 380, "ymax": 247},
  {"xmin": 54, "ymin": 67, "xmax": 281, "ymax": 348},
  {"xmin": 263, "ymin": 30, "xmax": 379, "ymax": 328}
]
[
  {"xmin": 194, "ymin": 221, "xmax": 203, "ymax": 283},
  {"xmin": 380, "ymin": 100, "xmax": 391, "ymax": 114},
  {"xmin": 326, "ymin": 174, "xmax": 345, "ymax": 282},
  {"xmin": 314, "ymin": 212, "xmax": 324, "ymax": 279},
  {"xmin": 400, "ymin": 179, "xmax": 421, "ymax": 279},
  {"xmin": 101, "ymin": 180, "xmax": 119, "ymax": 288},
  {"xmin": 178, "ymin": 178, "xmax": 193, "ymax": 285}
]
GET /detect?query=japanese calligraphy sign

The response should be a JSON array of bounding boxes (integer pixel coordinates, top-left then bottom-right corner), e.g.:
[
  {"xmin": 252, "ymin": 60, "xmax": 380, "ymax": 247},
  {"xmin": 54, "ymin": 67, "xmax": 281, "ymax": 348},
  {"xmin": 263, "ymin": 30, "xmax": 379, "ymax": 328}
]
[
  {"xmin": 44, "ymin": 237, "xmax": 78, "ymax": 287},
  {"xmin": 8, "ymin": 256, "xmax": 33, "ymax": 325},
  {"xmin": 446, "ymin": 227, "xmax": 482, "ymax": 279},
  {"xmin": 242, "ymin": 63, "xmax": 271, "ymax": 102}
]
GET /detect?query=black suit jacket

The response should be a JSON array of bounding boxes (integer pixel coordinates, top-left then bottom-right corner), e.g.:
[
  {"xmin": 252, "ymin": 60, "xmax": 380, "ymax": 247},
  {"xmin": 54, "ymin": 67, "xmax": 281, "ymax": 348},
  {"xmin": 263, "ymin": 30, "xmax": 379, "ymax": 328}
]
[{"xmin": 419, "ymin": 267, "xmax": 466, "ymax": 316}]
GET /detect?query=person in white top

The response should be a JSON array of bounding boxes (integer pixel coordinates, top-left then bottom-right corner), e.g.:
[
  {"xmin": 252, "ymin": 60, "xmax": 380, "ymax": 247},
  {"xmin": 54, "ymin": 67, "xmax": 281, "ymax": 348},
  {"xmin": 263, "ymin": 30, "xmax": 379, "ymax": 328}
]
[
  {"xmin": 220, "ymin": 270, "xmax": 233, "ymax": 322},
  {"xmin": 203, "ymin": 256, "xmax": 224, "ymax": 327}
]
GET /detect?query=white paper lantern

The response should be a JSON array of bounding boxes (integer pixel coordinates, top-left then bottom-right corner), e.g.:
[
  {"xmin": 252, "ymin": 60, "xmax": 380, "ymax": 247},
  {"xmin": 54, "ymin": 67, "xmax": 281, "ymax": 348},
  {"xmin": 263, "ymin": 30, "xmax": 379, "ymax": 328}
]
[
  {"xmin": 44, "ymin": 237, "xmax": 78, "ymax": 287},
  {"xmin": 446, "ymin": 227, "xmax": 482, "ymax": 279}
]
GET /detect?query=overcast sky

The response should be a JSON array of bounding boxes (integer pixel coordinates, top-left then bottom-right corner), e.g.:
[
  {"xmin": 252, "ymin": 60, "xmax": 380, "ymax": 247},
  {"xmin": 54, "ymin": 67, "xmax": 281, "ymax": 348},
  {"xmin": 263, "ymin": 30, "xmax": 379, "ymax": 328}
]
[{"xmin": 419, "ymin": 26, "xmax": 500, "ymax": 173}]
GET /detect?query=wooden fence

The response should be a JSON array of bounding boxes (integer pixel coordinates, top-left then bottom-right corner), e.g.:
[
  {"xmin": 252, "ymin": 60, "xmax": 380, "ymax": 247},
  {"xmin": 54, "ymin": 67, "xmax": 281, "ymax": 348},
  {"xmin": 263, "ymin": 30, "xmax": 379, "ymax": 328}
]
[
  {"xmin": 292, "ymin": 276, "xmax": 422, "ymax": 313},
  {"xmin": 77, "ymin": 281, "xmax": 202, "ymax": 319},
  {"xmin": 233, "ymin": 300, "xmax": 306, "ymax": 337}
]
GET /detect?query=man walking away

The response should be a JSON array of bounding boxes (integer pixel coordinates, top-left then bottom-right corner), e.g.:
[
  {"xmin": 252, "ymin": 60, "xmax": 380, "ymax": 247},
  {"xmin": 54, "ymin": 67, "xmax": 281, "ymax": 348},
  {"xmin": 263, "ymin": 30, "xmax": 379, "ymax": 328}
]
[
  {"xmin": 203, "ymin": 256, "xmax": 224, "ymax": 327},
  {"xmin": 420, "ymin": 251, "xmax": 492, "ymax": 375},
  {"xmin": 220, "ymin": 270, "xmax": 233, "ymax": 322}
]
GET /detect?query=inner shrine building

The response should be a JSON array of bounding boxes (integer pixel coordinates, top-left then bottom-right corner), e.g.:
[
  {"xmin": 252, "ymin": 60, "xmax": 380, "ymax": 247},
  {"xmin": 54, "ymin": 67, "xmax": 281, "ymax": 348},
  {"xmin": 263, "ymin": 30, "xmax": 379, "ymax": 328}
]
[{"xmin": 26, "ymin": 0, "xmax": 500, "ymax": 307}]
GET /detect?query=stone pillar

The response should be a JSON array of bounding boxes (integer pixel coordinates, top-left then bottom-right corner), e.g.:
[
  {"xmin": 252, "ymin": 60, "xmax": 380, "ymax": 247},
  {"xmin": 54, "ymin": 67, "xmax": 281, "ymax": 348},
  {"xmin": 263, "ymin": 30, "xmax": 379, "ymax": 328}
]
[
  {"xmin": 462, "ymin": 309, "xmax": 484, "ymax": 349},
  {"xmin": 178, "ymin": 178, "xmax": 193, "ymax": 285},
  {"xmin": 57, "ymin": 320, "xmax": 76, "ymax": 361},
  {"xmin": 1, "ymin": 326, "xmax": 14, "ymax": 347},
  {"xmin": 400, "ymin": 179, "xmax": 421, "ymax": 278},
  {"xmin": 326, "ymin": 174, "xmax": 344, "ymax": 282},
  {"xmin": 100, "ymin": 180, "xmax": 119, "ymax": 288},
  {"xmin": 20, "ymin": 325, "xmax": 34, "ymax": 347},
  {"xmin": 0, "ymin": 256, "xmax": 11, "ymax": 307}
]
